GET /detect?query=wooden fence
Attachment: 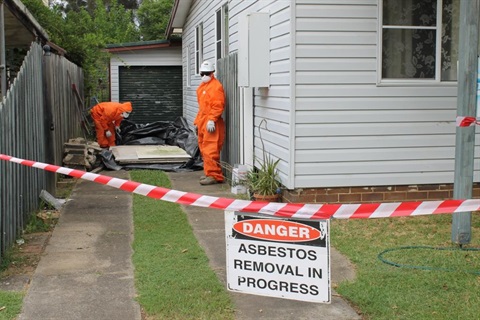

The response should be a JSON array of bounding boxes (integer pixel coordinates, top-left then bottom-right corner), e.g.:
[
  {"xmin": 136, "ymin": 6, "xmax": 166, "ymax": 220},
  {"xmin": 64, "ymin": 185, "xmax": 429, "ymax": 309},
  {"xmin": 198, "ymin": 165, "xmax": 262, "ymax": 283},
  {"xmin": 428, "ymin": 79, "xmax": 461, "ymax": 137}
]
[{"xmin": 0, "ymin": 42, "xmax": 84, "ymax": 262}]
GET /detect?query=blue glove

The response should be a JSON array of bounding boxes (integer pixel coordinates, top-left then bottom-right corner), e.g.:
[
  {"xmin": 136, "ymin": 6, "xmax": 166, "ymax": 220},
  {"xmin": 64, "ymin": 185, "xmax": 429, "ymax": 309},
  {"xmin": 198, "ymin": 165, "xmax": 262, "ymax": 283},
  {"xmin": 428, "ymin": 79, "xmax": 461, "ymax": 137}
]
[{"xmin": 206, "ymin": 120, "xmax": 215, "ymax": 133}]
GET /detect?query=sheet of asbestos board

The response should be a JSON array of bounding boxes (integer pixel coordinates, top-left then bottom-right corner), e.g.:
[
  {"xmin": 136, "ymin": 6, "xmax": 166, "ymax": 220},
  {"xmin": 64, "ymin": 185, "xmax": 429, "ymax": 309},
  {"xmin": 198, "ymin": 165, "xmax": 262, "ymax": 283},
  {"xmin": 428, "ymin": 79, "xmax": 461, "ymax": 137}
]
[{"xmin": 111, "ymin": 145, "xmax": 191, "ymax": 164}]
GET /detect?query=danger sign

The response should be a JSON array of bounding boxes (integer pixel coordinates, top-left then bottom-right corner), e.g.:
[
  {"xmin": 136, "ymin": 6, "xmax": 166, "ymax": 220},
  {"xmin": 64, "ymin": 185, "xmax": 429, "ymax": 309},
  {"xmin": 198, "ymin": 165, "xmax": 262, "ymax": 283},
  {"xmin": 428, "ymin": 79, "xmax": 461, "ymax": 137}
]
[{"xmin": 225, "ymin": 211, "xmax": 330, "ymax": 303}]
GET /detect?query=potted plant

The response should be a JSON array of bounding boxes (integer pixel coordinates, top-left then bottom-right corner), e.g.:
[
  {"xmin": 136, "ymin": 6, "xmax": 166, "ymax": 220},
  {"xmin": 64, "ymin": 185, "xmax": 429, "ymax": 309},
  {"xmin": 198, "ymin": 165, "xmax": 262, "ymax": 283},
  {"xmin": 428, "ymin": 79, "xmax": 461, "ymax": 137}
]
[
  {"xmin": 241, "ymin": 118, "xmax": 282, "ymax": 202},
  {"xmin": 245, "ymin": 154, "xmax": 282, "ymax": 202}
]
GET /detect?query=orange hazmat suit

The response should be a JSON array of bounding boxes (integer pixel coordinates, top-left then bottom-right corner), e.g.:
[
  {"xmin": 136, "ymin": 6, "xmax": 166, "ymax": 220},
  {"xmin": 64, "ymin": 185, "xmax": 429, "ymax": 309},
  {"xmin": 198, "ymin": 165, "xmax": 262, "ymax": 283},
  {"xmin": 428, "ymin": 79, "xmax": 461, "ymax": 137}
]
[
  {"xmin": 91, "ymin": 102, "xmax": 132, "ymax": 148},
  {"xmin": 194, "ymin": 75, "xmax": 226, "ymax": 182}
]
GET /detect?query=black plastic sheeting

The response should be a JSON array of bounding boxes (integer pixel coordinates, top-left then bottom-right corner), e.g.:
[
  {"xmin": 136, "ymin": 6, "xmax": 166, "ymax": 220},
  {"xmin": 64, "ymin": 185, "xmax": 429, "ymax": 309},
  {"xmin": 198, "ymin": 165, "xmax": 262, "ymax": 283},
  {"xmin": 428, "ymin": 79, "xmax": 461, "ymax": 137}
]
[{"xmin": 100, "ymin": 117, "xmax": 203, "ymax": 172}]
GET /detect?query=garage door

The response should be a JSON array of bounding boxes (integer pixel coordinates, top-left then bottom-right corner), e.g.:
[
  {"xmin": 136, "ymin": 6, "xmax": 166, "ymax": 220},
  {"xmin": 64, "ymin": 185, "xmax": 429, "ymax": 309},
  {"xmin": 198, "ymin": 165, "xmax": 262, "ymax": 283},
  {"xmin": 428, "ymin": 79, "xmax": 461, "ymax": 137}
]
[{"xmin": 119, "ymin": 66, "xmax": 182, "ymax": 124}]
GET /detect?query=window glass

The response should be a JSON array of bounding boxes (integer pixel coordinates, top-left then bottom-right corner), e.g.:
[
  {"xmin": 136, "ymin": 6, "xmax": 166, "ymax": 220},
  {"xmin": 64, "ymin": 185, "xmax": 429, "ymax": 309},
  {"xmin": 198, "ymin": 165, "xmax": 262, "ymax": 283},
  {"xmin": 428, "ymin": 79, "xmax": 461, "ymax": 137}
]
[
  {"xmin": 381, "ymin": 0, "xmax": 458, "ymax": 81},
  {"xmin": 216, "ymin": 10, "xmax": 221, "ymax": 39},
  {"xmin": 215, "ymin": 5, "xmax": 229, "ymax": 61},
  {"xmin": 383, "ymin": 0, "xmax": 436, "ymax": 26},
  {"xmin": 441, "ymin": 0, "xmax": 459, "ymax": 81},
  {"xmin": 216, "ymin": 9, "xmax": 222, "ymax": 60},
  {"xmin": 216, "ymin": 42, "xmax": 221, "ymax": 61},
  {"xmin": 186, "ymin": 45, "xmax": 191, "ymax": 87},
  {"xmin": 382, "ymin": 29, "xmax": 436, "ymax": 79},
  {"xmin": 223, "ymin": 5, "xmax": 229, "ymax": 57},
  {"xmin": 195, "ymin": 24, "xmax": 203, "ymax": 75}
]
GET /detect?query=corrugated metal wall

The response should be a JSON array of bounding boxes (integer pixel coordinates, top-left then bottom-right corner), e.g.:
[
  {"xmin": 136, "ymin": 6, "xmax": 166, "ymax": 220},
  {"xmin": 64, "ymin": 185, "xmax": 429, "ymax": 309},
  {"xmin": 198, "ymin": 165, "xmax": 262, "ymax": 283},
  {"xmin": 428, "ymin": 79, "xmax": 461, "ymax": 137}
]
[
  {"xmin": 119, "ymin": 66, "xmax": 182, "ymax": 124},
  {"xmin": 0, "ymin": 43, "xmax": 45, "ymax": 261},
  {"xmin": 44, "ymin": 51, "xmax": 85, "ymax": 170},
  {"xmin": 217, "ymin": 53, "xmax": 240, "ymax": 168},
  {"xmin": 0, "ymin": 42, "xmax": 83, "ymax": 263}
]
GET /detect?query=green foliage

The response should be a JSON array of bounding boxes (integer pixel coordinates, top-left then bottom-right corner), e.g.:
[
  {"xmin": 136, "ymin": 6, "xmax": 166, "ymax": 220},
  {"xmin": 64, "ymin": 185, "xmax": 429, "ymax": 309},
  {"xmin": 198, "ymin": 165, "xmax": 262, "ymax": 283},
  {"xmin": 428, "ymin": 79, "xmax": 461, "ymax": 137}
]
[
  {"xmin": 136, "ymin": 0, "xmax": 174, "ymax": 40},
  {"xmin": 23, "ymin": 0, "xmax": 140, "ymax": 101},
  {"xmin": 24, "ymin": 213, "xmax": 52, "ymax": 234},
  {"xmin": 0, "ymin": 249, "xmax": 26, "ymax": 319},
  {"xmin": 0, "ymin": 248, "xmax": 13, "ymax": 272},
  {"xmin": 60, "ymin": 0, "xmax": 96, "ymax": 14},
  {"xmin": 244, "ymin": 119, "xmax": 283, "ymax": 197},
  {"xmin": 130, "ymin": 170, "xmax": 235, "ymax": 320},
  {"xmin": 0, "ymin": 291, "xmax": 23, "ymax": 320},
  {"xmin": 60, "ymin": 0, "xmax": 139, "ymax": 13},
  {"xmin": 245, "ymin": 155, "xmax": 281, "ymax": 196}
]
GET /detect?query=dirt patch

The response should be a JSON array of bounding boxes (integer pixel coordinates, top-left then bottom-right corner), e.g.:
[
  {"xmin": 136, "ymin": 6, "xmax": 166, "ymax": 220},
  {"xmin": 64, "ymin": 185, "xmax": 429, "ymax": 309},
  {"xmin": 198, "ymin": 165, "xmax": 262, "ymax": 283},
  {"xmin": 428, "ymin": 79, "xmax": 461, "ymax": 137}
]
[{"xmin": 0, "ymin": 212, "xmax": 56, "ymax": 292}]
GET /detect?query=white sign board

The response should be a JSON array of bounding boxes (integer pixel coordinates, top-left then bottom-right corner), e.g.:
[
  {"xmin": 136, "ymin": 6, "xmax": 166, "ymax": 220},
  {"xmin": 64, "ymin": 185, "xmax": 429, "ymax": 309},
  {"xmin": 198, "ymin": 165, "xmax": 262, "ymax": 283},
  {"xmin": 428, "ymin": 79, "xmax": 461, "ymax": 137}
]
[{"xmin": 225, "ymin": 211, "xmax": 330, "ymax": 303}]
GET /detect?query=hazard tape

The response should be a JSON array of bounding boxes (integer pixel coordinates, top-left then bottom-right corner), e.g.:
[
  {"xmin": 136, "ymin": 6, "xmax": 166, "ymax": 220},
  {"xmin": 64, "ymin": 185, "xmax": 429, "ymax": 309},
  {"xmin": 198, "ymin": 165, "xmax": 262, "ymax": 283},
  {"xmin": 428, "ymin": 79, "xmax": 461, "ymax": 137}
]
[
  {"xmin": 1, "ymin": 153, "xmax": 479, "ymax": 220},
  {"xmin": 456, "ymin": 116, "xmax": 480, "ymax": 127}
]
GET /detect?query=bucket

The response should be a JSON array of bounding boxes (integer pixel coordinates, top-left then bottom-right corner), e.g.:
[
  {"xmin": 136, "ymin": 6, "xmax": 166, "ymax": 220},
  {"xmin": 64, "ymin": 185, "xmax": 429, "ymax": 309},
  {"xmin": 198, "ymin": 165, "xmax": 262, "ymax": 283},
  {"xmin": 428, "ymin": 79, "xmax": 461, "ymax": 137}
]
[{"xmin": 231, "ymin": 164, "xmax": 248, "ymax": 194}]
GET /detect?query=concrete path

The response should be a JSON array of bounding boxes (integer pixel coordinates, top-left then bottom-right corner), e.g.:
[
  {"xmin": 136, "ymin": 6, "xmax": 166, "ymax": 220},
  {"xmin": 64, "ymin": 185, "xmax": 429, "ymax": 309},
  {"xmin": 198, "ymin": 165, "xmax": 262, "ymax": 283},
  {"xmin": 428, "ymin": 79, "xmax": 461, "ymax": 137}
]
[
  {"xmin": 16, "ymin": 168, "xmax": 360, "ymax": 320},
  {"xmin": 19, "ymin": 170, "xmax": 141, "ymax": 320},
  {"xmin": 168, "ymin": 170, "xmax": 361, "ymax": 320}
]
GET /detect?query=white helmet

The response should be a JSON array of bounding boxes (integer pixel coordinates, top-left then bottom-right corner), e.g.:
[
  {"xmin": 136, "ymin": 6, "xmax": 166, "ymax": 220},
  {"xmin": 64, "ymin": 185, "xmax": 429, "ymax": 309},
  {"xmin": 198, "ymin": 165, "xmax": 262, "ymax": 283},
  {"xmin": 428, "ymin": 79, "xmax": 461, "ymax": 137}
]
[{"xmin": 199, "ymin": 61, "xmax": 215, "ymax": 72}]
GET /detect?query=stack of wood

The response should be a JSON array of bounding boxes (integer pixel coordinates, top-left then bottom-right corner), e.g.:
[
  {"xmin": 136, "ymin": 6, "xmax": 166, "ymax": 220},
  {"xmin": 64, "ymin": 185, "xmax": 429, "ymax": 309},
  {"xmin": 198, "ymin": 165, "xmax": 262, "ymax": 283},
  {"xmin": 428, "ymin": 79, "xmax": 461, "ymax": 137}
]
[{"xmin": 62, "ymin": 137, "xmax": 102, "ymax": 171}]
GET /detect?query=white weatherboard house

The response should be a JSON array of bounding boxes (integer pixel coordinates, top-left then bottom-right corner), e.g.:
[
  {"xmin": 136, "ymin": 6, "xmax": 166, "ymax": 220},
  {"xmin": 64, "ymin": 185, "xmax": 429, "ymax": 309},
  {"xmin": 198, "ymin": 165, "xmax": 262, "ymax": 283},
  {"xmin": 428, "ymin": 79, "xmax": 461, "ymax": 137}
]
[{"xmin": 167, "ymin": 0, "xmax": 479, "ymax": 203}]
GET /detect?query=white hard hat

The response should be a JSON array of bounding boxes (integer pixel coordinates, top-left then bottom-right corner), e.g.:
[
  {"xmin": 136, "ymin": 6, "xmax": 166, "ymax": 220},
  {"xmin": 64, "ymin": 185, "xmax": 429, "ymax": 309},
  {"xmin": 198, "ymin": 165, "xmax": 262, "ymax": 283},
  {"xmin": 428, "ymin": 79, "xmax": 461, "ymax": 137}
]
[{"xmin": 199, "ymin": 61, "xmax": 215, "ymax": 72}]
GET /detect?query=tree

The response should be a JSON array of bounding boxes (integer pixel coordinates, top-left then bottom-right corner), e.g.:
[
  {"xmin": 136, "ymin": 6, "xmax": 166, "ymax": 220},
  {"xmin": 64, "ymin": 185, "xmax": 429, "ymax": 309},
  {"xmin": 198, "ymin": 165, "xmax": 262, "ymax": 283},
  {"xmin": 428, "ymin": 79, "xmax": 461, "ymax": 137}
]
[
  {"xmin": 57, "ymin": 0, "xmax": 139, "ymax": 14},
  {"xmin": 22, "ymin": 0, "xmax": 174, "ymax": 100},
  {"xmin": 23, "ymin": 0, "xmax": 140, "ymax": 100},
  {"xmin": 136, "ymin": 0, "xmax": 173, "ymax": 40}
]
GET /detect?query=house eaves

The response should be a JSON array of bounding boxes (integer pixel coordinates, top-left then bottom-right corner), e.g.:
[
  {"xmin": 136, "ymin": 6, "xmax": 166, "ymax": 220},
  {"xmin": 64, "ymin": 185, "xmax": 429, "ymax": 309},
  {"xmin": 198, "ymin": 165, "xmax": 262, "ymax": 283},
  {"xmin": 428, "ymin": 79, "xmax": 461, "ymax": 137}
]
[
  {"xmin": 165, "ymin": 0, "xmax": 192, "ymax": 39},
  {"xmin": 105, "ymin": 39, "xmax": 181, "ymax": 53},
  {"xmin": 4, "ymin": 0, "xmax": 49, "ymax": 48}
]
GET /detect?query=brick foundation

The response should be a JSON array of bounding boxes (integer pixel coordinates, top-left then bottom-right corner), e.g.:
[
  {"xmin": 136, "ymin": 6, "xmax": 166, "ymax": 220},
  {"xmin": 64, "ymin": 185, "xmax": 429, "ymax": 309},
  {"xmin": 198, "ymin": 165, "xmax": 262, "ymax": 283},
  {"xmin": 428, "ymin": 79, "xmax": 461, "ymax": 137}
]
[{"xmin": 282, "ymin": 183, "xmax": 480, "ymax": 204}]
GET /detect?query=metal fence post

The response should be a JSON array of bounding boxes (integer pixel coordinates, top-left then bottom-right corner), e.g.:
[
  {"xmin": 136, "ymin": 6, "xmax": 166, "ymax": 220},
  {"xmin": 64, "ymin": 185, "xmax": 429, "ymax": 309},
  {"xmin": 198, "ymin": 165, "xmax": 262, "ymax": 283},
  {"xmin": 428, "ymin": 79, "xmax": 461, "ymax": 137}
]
[
  {"xmin": 42, "ymin": 45, "xmax": 56, "ymax": 194},
  {"xmin": 452, "ymin": 0, "xmax": 480, "ymax": 245}
]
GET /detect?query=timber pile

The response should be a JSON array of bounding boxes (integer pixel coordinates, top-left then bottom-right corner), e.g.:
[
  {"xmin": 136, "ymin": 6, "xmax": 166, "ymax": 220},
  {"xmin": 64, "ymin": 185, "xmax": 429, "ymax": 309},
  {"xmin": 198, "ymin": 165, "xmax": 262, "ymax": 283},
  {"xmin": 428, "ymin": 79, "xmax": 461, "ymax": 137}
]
[{"xmin": 62, "ymin": 137, "xmax": 102, "ymax": 171}]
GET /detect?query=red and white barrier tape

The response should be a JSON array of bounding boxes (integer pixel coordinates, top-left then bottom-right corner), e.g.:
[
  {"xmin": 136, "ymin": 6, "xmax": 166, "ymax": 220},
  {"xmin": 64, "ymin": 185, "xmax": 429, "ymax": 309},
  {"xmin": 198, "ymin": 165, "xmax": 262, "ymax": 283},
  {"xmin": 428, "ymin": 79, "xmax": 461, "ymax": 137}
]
[
  {"xmin": 456, "ymin": 116, "xmax": 480, "ymax": 127},
  {"xmin": 1, "ymin": 153, "xmax": 478, "ymax": 220}
]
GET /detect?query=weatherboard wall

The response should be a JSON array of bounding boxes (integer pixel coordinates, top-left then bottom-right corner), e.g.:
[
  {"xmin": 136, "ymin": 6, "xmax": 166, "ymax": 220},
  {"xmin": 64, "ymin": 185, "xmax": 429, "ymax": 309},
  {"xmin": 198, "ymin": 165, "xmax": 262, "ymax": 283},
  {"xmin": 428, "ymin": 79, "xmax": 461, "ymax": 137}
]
[
  {"xmin": 179, "ymin": 0, "xmax": 476, "ymax": 191},
  {"xmin": 182, "ymin": 0, "xmax": 294, "ymax": 187},
  {"xmin": 293, "ymin": 0, "xmax": 469, "ymax": 188}
]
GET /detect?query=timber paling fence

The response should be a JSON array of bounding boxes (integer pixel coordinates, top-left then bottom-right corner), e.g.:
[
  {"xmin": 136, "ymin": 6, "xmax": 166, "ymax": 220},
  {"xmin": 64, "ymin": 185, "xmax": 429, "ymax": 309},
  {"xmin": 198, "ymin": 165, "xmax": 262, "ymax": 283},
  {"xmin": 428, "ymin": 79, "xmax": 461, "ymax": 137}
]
[{"xmin": 0, "ymin": 42, "xmax": 84, "ymax": 263}]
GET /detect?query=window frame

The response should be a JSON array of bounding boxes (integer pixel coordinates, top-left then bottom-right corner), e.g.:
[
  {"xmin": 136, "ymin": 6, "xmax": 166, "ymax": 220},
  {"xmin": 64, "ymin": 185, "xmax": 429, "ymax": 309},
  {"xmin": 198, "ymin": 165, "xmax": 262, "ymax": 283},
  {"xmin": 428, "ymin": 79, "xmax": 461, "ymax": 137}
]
[
  {"xmin": 195, "ymin": 23, "xmax": 203, "ymax": 75},
  {"xmin": 186, "ymin": 45, "xmax": 191, "ymax": 88},
  {"xmin": 378, "ymin": 0, "xmax": 455, "ymax": 85},
  {"xmin": 215, "ymin": 4, "xmax": 228, "ymax": 62}
]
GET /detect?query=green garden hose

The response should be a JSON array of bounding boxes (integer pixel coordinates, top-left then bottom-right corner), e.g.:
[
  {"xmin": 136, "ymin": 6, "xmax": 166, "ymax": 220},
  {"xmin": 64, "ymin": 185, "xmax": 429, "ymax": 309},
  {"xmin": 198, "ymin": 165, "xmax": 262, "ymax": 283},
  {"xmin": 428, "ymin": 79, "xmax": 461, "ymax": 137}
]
[{"xmin": 378, "ymin": 245, "xmax": 480, "ymax": 275}]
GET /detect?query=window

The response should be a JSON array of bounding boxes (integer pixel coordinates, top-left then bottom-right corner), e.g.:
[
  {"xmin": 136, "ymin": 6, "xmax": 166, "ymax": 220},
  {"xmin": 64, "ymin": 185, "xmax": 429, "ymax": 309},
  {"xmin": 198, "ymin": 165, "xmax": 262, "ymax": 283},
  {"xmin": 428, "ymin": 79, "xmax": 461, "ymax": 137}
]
[
  {"xmin": 215, "ymin": 4, "xmax": 229, "ymax": 61},
  {"xmin": 195, "ymin": 24, "xmax": 203, "ymax": 75},
  {"xmin": 186, "ymin": 45, "xmax": 191, "ymax": 87},
  {"xmin": 380, "ymin": 0, "xmax": 459, "ymax": 82}
]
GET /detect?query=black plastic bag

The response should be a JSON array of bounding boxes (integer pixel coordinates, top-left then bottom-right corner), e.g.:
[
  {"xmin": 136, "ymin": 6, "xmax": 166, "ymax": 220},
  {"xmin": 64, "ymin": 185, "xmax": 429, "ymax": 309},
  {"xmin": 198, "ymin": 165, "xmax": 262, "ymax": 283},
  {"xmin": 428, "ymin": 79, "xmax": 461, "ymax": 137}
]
[{"xmin": 102, "ymin": 116, "xmax": 202, "ymax": 172}]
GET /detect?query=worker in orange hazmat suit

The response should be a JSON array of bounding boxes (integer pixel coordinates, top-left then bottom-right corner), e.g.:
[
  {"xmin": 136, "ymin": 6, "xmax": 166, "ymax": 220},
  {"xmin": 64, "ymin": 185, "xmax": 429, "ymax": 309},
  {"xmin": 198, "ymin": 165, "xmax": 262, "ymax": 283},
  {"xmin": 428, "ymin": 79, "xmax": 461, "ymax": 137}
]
[
  {"xmin": 90, "ymin": 101, "xmax": 132, "ymax": 148},
  {"xmin": 194, "ymin": 61, "xmax": 226, "ymax": 185}
]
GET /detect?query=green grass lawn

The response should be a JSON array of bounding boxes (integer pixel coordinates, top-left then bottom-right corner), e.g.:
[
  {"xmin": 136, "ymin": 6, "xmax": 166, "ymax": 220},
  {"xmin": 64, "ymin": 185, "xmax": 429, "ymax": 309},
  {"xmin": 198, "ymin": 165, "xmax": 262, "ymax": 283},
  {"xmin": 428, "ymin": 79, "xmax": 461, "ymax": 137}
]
[
  {"xmin": 2, "ymin": 169, "xmax": 479, "ymax": 320},
  {"xmin": 0, "ymin": 210, "xmax": 57, "ymax": 320},
  {"xmin": 130, "ymin": 170, "xmax": 235, "ymax": 320},
  {"xmin": 332, "ymin": 214, "xmax": 480, "ymax": 320},
  {"xmin": 0, "ymin": 292, "xmax": 22, "ymax": 320}
]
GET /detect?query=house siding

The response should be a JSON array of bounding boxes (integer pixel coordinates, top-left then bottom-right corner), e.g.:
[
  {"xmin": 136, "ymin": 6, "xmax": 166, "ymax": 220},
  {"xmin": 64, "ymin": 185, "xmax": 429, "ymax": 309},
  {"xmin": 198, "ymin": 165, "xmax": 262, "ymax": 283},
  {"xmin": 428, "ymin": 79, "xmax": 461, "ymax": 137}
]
[
  {"xmin": 294, "ymin": 0, "xmax": 466, "ymax": 188},
  {"xmin": 183, "ymin": 0, "xmax": 293, "ymax": 187},
  {"xmin": 231, "ymin": 0, "xmax": 292, "ymax": 184},
  {"xmin": 179, "ymin": 0, "xmax": 471, "ymax": 192},
  {"xmin": 110, "ymin": 47, "xmax": 182, "ymax": 101},
  {"xmin": 182, "ymin": 0, "xmax": 216, "ymax": 126}
]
